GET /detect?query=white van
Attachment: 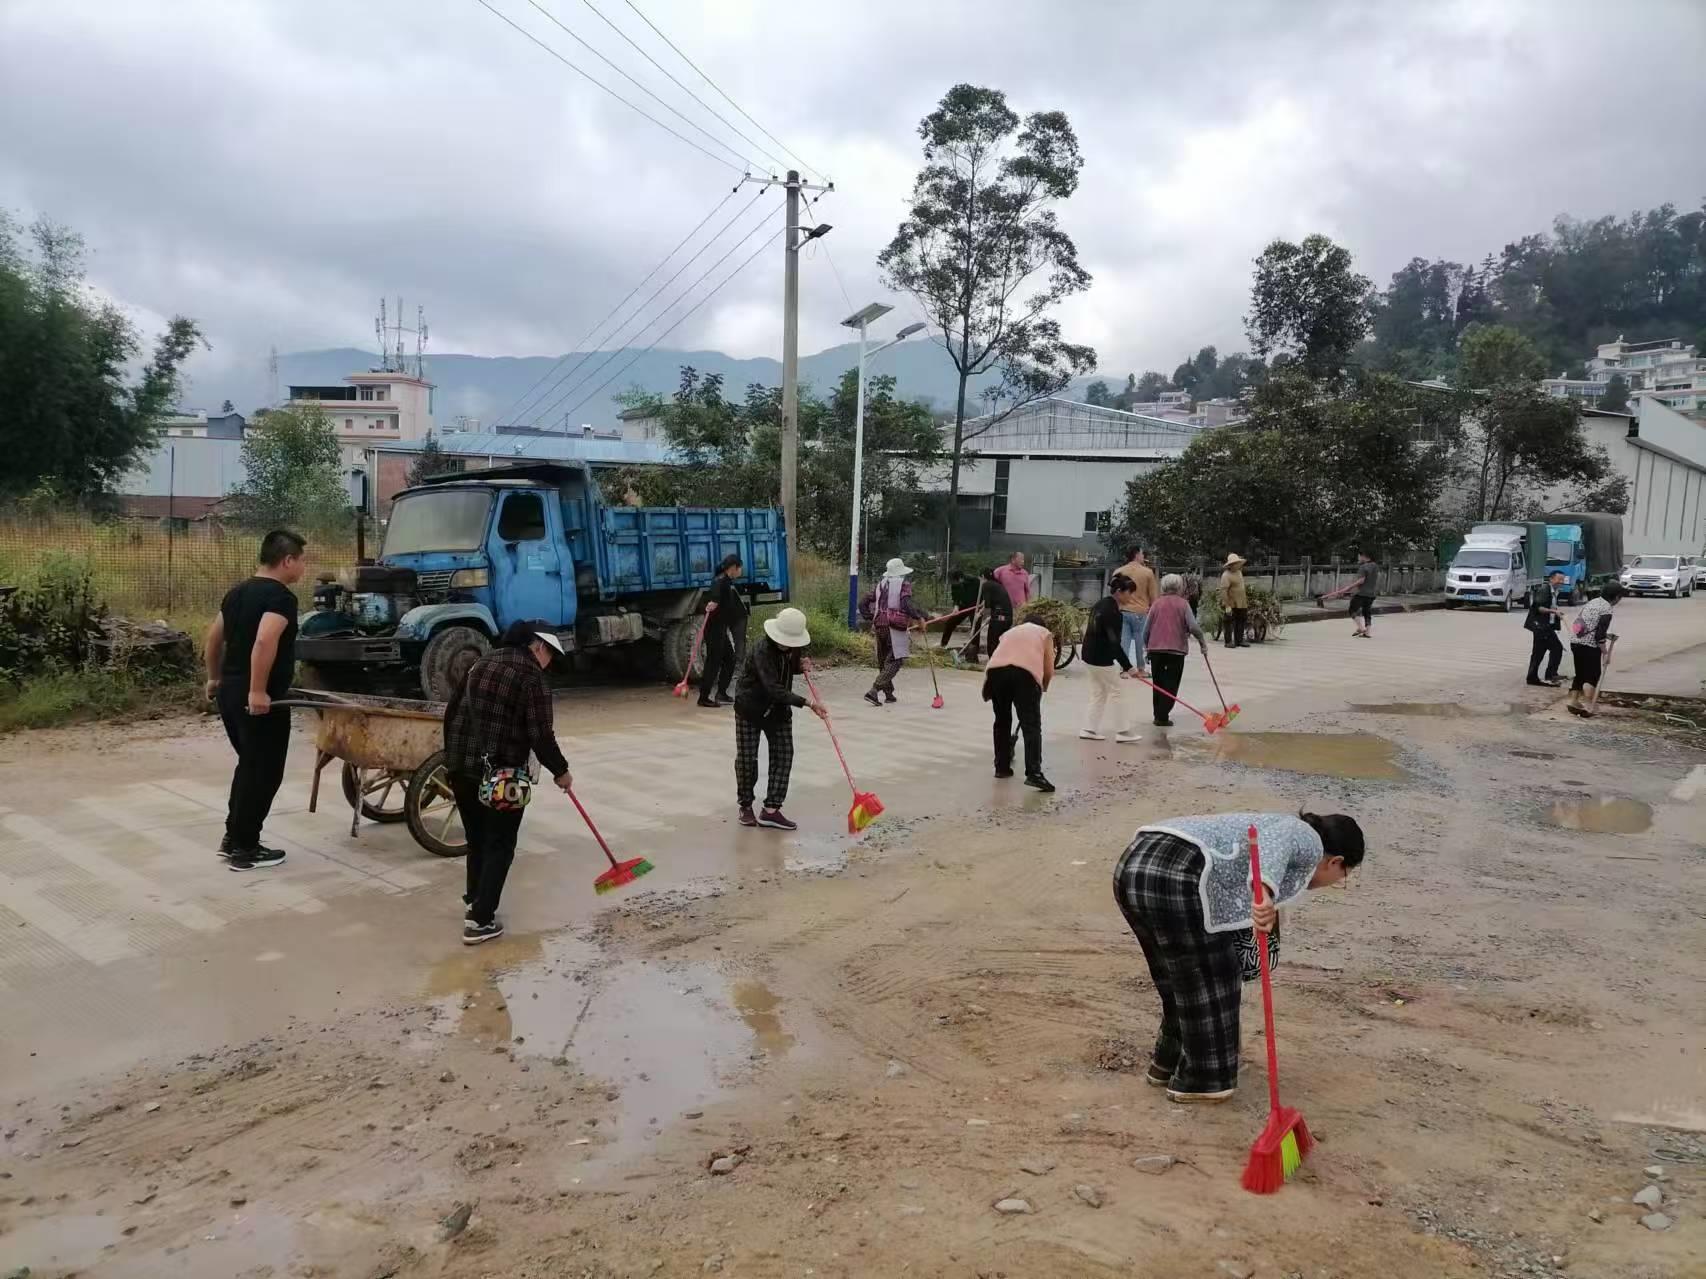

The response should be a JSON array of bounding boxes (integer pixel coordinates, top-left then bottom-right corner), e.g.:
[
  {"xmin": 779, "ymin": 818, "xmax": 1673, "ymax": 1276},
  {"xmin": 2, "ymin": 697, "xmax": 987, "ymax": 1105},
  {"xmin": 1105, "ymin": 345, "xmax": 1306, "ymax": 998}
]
[{"xmin": 1446, "ymin": 529, "xmax": 1529, "ymax": 611}]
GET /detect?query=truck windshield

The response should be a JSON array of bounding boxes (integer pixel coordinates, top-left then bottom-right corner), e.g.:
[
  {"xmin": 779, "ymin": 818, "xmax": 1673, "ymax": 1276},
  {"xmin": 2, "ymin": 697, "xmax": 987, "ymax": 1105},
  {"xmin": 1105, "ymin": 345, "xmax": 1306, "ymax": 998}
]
[
  {"xmin": 1454, "ymin": 550, "xmax": 1511, "ymax": 569},
  {"xmin": 1546, "ymin": 540, "xmax": 1574, "ymax": 564},
  {"xmin": 382, "ymin": 491, "xmax": 492, "ymax": 555},
  {"xmin": 1629, "ymin": 555, "xmax": 1678, "ymax": 570}
]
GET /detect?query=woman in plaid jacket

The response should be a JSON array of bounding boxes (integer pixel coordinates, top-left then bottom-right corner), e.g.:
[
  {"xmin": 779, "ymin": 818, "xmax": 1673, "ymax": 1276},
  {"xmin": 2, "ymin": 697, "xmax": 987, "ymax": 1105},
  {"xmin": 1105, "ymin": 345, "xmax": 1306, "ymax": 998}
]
[{"xmin": 1112, "ymin": 811, "xmax": 1365, "ymax": 1103}]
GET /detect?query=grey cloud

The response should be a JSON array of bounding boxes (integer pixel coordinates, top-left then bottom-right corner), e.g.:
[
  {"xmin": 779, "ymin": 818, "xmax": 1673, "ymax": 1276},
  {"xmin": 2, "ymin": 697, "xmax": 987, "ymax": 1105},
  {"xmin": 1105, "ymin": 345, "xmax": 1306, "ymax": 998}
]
[{"xmin": 2, "ymin": 0, "xmax": 1703, "ymax": 409}]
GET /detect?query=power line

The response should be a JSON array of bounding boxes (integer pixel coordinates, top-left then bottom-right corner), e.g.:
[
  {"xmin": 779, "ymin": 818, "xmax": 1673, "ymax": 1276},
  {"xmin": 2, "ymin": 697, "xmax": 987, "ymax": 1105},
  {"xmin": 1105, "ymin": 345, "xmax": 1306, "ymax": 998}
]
[
  {"xmin": 621, "ymin": 0, "xmax": 825, "ymax": 183},
  {"xmin": 473, "ymin": 0, "xmax": 744, "ymax": 173},
  {"xmin": 527, "ymin": 191, "xmax": 776, "ymax": 426},
  {"xmin": 576, "ymin": 0, "xmax": 790, "ymax": 177},
  {"xmin": 494, "ymin": 186, "xmax": 739, "ymax": 427},
  {"xmin": 550, "ymin": 222, "xmax": 788, "ymax": 427},
  {"xmin": 520, "ymin": 0, "xmax": 764, "ymax": 173}
]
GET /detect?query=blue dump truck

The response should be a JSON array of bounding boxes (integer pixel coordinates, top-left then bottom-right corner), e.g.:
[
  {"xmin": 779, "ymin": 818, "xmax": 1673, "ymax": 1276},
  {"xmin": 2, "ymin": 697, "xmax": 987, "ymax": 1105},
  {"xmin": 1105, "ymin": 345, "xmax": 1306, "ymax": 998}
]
[
  {"xmin": 297, "ymin": 462, "xmax": 788, "ymax": 700},
  {"xmin": 1541, "ymin": 511, "xmax": 1624, "ymax": 604}
]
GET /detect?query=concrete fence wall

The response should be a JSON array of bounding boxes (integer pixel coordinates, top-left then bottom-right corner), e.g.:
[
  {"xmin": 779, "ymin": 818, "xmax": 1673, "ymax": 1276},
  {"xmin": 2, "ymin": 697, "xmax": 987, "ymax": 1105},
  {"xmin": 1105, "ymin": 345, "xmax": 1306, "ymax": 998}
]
[{"xmin": 1037, "ymin": 557, "xmax": 1446, "ymax": 604}]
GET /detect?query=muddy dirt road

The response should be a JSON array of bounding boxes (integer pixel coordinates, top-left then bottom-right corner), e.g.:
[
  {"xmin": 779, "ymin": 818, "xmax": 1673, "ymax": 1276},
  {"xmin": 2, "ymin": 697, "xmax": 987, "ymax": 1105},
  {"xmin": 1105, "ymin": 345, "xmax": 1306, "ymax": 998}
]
[{"xmin": 2, "ymin": 602, "xmax": 1704, "ymax": 1278}]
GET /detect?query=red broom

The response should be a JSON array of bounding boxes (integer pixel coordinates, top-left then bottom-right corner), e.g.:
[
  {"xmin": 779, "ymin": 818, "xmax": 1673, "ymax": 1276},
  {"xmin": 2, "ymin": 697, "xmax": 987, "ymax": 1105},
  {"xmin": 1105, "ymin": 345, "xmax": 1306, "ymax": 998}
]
[
  {"xmin": 802, "ymin": 662, "xmax": 884, "ymax": 832},
  {"xmin": 1199, "ymin": 648, "xmax": 1242, "ymax": 728},
  {"xmin": 1125, "ymin": 668, "xmax": 1235, "ymax": 733},
  {"xmin": 567, "ymin": 785, "xmax": 655, "ymax": 894},
  {"xmin": 1241, "ymin": 824, "xmax": 1313, "ymax": 1193},
  {"xmin": 924, "ymin": 632, "xmax": 945, "ymax": 709},
  {"xmin": 672, "ymin": 613, "xmax": 711, "ymax": 698}
]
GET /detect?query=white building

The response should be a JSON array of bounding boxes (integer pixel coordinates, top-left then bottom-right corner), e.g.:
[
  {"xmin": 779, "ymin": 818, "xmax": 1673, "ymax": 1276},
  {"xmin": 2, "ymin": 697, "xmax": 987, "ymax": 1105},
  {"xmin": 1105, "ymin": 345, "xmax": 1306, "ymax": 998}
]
[
  {"xmin": 1542, "ymin": 337, "xmax": 1705, "ymax": 416},
  {"xmin": 156, "ymin": 410, "xmax": 247, "ymax": 439},
  {"xmin": 1570, "ymin": 397, "xmax": 1706, "ymax": 556},
  {"xmin": 286, "ymin": 370, "xmax": 435, "ymax": 466},
  {"xmin": 930, "ymin": 398, "xmax": 1205, "ymax": 551}
]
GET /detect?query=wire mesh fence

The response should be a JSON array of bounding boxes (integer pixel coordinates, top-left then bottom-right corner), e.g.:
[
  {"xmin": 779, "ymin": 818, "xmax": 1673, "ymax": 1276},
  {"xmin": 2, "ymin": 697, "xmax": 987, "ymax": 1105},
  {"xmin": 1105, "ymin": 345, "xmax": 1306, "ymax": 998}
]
[{"xmin": 0, "ymin": 516, "xmax": 358, "ymax": 622}]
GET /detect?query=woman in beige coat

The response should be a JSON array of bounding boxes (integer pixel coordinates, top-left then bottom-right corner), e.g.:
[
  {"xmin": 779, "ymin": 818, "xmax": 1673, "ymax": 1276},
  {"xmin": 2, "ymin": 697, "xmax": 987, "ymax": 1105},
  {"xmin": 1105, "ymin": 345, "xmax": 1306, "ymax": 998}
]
[{"xmin": 1218, "ymin": 553, "xmax": 1250, "ymax": 649}]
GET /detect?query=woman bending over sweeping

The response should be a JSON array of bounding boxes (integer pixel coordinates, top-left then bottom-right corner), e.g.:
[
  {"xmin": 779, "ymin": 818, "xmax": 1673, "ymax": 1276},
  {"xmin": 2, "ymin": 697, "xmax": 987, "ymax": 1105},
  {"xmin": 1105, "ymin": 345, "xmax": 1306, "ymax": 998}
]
[
  {"xmin": 864, "ymin": 557, "xmax": 930, "ymax": 707},
  {"xmin": 1113, "ymin": 810, "xmax": 1365, "ymax": 1102},
  {"xmin": 983, "ymin": 620, "xmax": 1056, "ymax": 792}
]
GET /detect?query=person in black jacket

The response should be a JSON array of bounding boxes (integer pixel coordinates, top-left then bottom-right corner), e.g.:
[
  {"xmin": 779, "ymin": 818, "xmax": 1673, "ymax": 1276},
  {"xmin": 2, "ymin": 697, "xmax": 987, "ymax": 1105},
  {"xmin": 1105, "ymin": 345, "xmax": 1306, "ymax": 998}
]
[
  {"xmin": 963, "ymin": 567, "xmax": 1012, "ymax": 664},
  {"xmin": 1524, "ymin": 570, "xmax": 1567, "ymax": 687},
  {"xmin": 939, "ymin": 569, "xmax": 979, "ymax": 648},
  {"xmin": 1080, "ymin": 573, "xmax": 1142, "ymax": 741},
  {"xmin": 698, "ymin": 553, "xmax": 748, "ymax": 707},
  {"xmin": 733, "ymin": 607, "xmax": 828, "ymax": 831}
]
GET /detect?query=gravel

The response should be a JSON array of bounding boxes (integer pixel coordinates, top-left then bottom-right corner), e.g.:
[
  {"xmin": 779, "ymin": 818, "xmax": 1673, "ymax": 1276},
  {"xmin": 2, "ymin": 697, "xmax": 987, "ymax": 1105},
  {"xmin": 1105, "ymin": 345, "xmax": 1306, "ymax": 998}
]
[
  {"xmin": 1632, "ymin": 1185, "xmax": 1663, "ymax": 1209},
  {"xmin": 1640, "ymin": 1212, "xmax": 1673, "ymax": 1232},
  {"xmin": 992, "ymin": 1197, "xmax": 1033, "ymax": 1215}
]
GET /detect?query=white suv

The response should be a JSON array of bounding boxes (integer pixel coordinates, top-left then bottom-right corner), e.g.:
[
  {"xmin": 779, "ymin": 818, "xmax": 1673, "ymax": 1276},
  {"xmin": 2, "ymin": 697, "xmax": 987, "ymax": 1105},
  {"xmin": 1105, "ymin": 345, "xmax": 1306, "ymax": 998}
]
[{"xmin": 1620, "ymin": 554, "xmax": 1694, "ymax": 598}]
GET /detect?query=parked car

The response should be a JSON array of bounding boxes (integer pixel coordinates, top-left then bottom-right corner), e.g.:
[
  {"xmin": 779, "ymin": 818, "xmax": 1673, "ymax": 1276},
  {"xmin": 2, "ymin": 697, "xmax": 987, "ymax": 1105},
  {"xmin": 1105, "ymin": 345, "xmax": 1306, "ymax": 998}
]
[
  {"xmin": 1618, "ymin": 554, "xmax": 1694, "ymax": 598},
  {"xmin": 1685, "ymin": 554, "xmax": 1706, "ymax": 589}
]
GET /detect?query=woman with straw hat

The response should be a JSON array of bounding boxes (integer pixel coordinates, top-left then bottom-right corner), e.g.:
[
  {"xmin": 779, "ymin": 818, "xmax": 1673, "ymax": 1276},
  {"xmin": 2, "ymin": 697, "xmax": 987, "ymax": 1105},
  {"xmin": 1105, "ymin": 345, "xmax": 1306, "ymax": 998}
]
[
  {"xmin": 1218, "ymin": 553, "xmax": 1250, "ymax": 649},
  {"xmin": 733, "ymin": 606, "xmax": 827, "ymax": 831},
  {"xmin": 864, "ymin": 557, "xmax": 930, "ymax": 707}
]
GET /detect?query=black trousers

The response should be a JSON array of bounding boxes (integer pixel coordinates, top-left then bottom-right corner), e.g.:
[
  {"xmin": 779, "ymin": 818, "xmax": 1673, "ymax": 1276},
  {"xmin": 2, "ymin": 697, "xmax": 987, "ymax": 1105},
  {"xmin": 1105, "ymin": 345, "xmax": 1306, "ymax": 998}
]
[
  {"xmin": 448, "ymin": 771, "xmax": 524, "ymax": 925},
  {"xmin": 700, "ymin": 622, "xmax": 740, "ymax": 700},
  {"xmin": 1149, "ymin": 651, "xmax": 1185, "ymax": 724},
  {"xmin": 985, "ymin": 665, "xmax": 1042, "ymax": 777},
  {"xmin": 1223, "ymin": 607, "xmax": 1247, "ymax": 647},
  {"xmin": 1570, "ymin": 643, "xmax": 1602, "ymax": 693},
  {"xmin": 219, "ymin": 689, "xmax": 291, "ymax": 849},
  {"xmin": 1527, "ymin": 626, "xmax": 1563, "ymax": 681}
]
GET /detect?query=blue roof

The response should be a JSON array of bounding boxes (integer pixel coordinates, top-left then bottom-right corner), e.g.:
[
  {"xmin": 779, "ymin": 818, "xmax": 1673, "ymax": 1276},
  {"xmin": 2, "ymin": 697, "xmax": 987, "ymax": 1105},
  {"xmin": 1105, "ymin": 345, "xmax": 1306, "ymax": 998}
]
[{"xmin": 372, "ymin": 432, "xmax": 676, "ymax": 465}]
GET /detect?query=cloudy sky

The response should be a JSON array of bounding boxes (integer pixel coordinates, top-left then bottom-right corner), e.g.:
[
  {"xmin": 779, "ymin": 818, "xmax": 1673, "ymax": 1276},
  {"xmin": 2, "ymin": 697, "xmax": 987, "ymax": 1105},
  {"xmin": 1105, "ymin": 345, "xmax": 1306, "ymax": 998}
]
[{"xmin": 3, "ymin": 0, "xmax": 1704, "ymax": 408}]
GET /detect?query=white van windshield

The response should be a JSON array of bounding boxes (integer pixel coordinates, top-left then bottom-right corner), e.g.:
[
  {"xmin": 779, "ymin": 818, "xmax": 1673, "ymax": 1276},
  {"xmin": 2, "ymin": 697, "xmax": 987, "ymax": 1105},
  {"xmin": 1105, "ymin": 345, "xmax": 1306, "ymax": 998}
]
[{"xmin": 1454, "ymin": 550, "xmax": 1511, "ymax": 569}]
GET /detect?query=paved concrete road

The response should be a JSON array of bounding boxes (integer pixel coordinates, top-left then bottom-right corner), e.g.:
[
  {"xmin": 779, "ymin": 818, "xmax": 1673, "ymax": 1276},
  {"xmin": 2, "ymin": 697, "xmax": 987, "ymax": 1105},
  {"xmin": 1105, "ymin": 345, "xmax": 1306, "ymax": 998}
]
[{"xmin": 1, "ymin": 596, "xmax": 1701, "ymax": 1089}]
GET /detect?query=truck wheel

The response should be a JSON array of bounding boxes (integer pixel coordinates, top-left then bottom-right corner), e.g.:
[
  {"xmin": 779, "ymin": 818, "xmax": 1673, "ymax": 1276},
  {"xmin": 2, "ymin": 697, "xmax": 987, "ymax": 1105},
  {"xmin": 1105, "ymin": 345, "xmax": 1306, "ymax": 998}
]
[
  {"xmin": 405, "ymin": 751, "xmax": 467, "ymax": 858},
  {"xmin": 1500, "ymin": 592, "xmax": 1514, "ymax": 612},
  {"xmin": 421, "ymin": 626, "xmax": 490, "ymax": 701},
  {"xmin": 659, "ymin": 616, "xmax": 706, "ymax": 684},
  {"xmin": 341, "ymin": 764, "xmax": 409, "ymax": 823}
]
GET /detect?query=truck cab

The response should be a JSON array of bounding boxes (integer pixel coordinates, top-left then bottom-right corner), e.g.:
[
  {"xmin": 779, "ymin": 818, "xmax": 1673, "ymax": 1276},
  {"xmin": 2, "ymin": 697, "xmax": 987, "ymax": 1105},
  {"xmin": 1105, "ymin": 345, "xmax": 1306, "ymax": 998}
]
[
  {"xmin": 298, "ymin": 463, "xmax": 788, "ymax": 699},
  {"xmin": 1545, "ymin": 524, "xmax": 1588, "ymax": 603}
]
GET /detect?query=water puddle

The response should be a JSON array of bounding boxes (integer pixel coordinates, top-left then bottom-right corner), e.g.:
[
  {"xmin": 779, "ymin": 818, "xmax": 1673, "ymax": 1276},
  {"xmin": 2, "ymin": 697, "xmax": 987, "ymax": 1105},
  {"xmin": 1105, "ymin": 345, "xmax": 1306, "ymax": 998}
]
[
  {"xmin": 1174, "ymin": 731, "xmax": 1408, "ymax": 781},
  {"xmin": 1546, "ymin": 795, "xmax": 1652, "ymax": 834},
  {"xmin": 424, "ymin": 933, "xmax": 808, "ymax": 1176},
  {"xmin": 1349, "ymin": 701, "xmax": 1513, "ymax": 718},
  {"xmin": 784, "ymin": 832, "xmax": 851, "ymax": 877}
]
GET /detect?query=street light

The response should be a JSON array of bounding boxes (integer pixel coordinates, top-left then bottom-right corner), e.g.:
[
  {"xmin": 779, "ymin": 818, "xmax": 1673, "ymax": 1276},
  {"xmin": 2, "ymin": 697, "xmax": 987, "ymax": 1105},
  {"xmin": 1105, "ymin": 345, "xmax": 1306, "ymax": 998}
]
[{"xmin": 841, "ymin": 303, "xmax": 927, "ymax": 626}]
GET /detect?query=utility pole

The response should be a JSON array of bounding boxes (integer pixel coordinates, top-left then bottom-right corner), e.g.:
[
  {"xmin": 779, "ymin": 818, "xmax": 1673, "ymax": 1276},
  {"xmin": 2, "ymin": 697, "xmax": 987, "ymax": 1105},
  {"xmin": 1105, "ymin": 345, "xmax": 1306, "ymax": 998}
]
[
  {"xmin": 780, "ymin": 170, "xmax": 801, "ymax": 587},
  {"xmin": 740, "ymin": 169, "xmax": 833, "ymax": 592}
]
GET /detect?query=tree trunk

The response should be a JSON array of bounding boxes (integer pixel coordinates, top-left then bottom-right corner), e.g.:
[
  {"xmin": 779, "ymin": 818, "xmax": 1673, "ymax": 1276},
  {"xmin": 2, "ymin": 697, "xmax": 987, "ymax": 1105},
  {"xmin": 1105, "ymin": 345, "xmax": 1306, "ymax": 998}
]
[{"xmin": 943, "ymin": 345, "xmax": 972, "ymax": 574}]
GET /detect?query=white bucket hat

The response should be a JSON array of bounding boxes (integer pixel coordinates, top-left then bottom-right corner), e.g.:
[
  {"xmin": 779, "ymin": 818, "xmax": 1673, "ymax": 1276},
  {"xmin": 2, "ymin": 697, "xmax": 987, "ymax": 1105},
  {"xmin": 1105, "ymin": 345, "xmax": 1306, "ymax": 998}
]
[
  {"xmin": 763, "ymin": 606, "xmax": 812, "ymax": 648},
  {"xmin": 883, "ymin": 557, "xmax": 914, "ymax": 577}
]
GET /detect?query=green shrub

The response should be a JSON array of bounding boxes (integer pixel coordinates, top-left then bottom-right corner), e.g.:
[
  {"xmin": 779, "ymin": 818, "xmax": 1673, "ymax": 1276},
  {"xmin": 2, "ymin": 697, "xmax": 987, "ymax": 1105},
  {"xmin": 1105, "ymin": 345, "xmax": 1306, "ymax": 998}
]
[
  {"xmin": 0, "ymin": 668, "xmax": 198, "ymax": 732},
  {"xmin": 0, "ymin": 552, "xmax": 105, "ymax": 683}
]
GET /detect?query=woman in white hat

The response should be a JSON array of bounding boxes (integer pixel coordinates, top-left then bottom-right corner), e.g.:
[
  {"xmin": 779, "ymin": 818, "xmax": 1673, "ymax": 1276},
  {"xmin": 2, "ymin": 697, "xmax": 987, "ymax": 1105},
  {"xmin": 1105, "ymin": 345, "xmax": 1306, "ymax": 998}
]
[
  {"xmin": 1218, "ymin": 553, "xmax": 1250, "ymax": 649},
  {"xmin": 864, "ymin": 557, "xmax": 930, "ymax": 707},
  {"xmin": 732, "ymin": 606, "xmax": 828, "ymax": 831}
]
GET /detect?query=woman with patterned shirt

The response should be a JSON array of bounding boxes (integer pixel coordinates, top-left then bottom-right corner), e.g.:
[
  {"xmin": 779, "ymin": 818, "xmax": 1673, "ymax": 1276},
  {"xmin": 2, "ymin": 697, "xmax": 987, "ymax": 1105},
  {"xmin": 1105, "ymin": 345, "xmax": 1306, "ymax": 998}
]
[{"xmin": 1111, "ymin": 810, "xmax": 1365, "ymax": 1103}]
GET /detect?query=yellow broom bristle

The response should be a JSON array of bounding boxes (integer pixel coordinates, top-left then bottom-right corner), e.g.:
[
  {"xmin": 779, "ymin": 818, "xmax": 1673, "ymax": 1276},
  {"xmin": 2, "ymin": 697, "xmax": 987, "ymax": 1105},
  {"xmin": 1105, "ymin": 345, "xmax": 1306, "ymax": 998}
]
[{"xmin": 1279, "ymin": 1130, "xmax": 1301, "ymax": 1180}]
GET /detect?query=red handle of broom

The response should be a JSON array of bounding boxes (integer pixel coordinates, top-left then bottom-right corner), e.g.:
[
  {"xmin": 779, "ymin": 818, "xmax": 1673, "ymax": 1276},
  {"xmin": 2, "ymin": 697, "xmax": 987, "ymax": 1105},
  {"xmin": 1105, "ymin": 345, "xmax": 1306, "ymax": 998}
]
[
  {"xmin": 800, "ymin": 663, "xmax": 860, "ymax": 793},
  {"xmin": 1249, "ymin": 825, "xmax": 1282, "ymax": 1117},
  {"xmin": 674, "ymin": 614, "xmax": 711, "ymax": 696},
  {"xmin": 566, "ymin": 785, "xmax": 620, "ymax": 871}
]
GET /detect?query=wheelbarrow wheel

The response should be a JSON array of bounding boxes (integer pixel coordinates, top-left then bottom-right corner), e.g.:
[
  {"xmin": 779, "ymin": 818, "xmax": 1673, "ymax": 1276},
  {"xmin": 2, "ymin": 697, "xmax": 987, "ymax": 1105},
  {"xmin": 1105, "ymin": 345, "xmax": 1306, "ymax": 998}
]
[
  {"xmin": 405, "ymin": 750, "xmax": 468, "ymax": 858},
  {"xmin": 340, "ymin": 763, "xmax": 409, "ymax": 823}
]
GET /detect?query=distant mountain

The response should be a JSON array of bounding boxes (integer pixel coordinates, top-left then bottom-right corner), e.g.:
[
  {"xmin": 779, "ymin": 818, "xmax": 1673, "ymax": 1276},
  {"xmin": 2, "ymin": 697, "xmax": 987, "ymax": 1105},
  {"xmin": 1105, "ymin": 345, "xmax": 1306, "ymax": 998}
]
[{"xmin": 218, "ymin": 343, "xmax": 1103, "ymax": 426}]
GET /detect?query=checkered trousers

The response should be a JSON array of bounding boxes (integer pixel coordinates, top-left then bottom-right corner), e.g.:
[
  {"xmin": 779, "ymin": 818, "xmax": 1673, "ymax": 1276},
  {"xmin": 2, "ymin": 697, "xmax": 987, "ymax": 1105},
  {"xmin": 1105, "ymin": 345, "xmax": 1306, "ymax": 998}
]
[
  {"xmin": 1112, "ymin": 829, "xmax": 1274, "ymax": 1094},
  {"xmin": 734, "ymin": 713, "xmax": 794, "ymax": 811}
]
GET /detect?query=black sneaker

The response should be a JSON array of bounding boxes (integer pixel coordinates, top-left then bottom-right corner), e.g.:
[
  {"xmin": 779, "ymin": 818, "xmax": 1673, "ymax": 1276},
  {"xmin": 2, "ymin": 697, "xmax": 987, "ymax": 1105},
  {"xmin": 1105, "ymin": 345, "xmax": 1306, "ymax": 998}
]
[
  {"xmin": 883, "ymin": 692, "xmax": 898, "ymax": 704},
  {"xmin": 994, "ymin": 766, "xmax": 1014, "ymax": 779},
  {"xmin": 1024, "ymin": 774, "xmax": 1056, "ymax": 793},
  {"xmin": 228, "ymin": 847, "xmax": 285, "ymax": 871},
  {"xmin": 463, "ymin": 920, "xmax": 505, "ymax": 946},
  {"xmin": 217, "ymin": 835, "xmax": 235, "ymax": 861},
  {"xmin": 863, "ymin": 691, "xmax": 882, "ymax": 707}
]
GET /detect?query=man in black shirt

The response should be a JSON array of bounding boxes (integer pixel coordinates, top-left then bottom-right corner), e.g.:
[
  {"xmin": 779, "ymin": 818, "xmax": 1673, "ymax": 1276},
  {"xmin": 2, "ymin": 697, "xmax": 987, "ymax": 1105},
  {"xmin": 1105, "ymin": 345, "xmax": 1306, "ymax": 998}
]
[
  {"xmin": 205, "ymin": 530, "xmax": 307, "ymax": 870},
  {"xmin": 1525, "ymin": 570, "xmax": 1567, "ymax": 687},
  {"xmin": 698, "ymin": 554, "xmax": 748, "ymax": 708}
]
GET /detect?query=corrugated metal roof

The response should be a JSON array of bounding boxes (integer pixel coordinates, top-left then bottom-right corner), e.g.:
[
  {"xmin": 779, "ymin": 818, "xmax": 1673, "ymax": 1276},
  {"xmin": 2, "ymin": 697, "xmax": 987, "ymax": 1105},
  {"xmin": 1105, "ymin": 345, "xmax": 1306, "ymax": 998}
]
[{"xmin": 370, "ymin": 433, "xmax": 675, "ymax": 464}]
